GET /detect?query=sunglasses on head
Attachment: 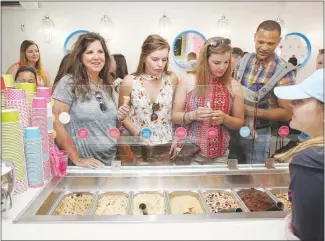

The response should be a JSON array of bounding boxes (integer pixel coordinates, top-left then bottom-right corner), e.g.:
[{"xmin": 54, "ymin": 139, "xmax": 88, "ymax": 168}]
[
  {"xmin": 209, "ymin": 38, "xmax": 231, "ymax": 48},
  {"xmin": 94, "ymin": 91, "xmax": 108, "ymax": 112},
  {"xmin": 150, "ymin": 103, "xmax": 159, "ymax": 121}
]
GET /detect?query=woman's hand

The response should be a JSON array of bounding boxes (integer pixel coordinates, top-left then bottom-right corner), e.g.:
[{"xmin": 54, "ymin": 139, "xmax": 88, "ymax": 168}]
[
  {"xmin": 140, "ymin": 137, "xmax": 152, "ymax": 146},
  {"xmin": 75, "ymin": 158, "xmax": 104, "ymax": 168},
  {"xmin": 211, "ymin": 110, "xmax": 228, "ymax": 125},
  {"xmin": 117, "ymin": 104, "xmax": 130, "ymax": 122},
  {"xmin": 192, "ymin": 107, "xmax": 212, "ymax": 121},
  {"xmin": 169, "ymin": 138, "xmax": 179, "ymax": 159}
]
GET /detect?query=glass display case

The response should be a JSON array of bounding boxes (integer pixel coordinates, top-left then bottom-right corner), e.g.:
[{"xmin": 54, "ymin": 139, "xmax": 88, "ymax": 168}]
[
  {"xmin": 14, "ymin": 163, "xmax": 290, "ymax": 223},
  {"xmin": 5, "ymin": 81, "xmax": 296, "ymax": 223}
]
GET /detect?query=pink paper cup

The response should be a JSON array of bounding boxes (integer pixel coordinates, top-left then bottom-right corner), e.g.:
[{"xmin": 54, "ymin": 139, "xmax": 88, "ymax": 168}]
[
  {"xmin": 36, "ymin": 87, "xmax": 51, "ymax": 100},
  {"xmin": 5, "ymin": 88, "xmax": 26, "ymax": 100},
  {"xmin": 32, "ymin": 97, "xmax": 47, "ymax": 109},
  {"xmin": 53, "ymin": 151, "xmax": 69, "ymax": 177}
]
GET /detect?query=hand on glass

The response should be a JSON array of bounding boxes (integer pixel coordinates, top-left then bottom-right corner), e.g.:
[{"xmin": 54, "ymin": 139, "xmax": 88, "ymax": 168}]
[
  {"xmin": 117, "ymin": 104, "xmax": 130, "ymax": 122},
  {"xmin": 75, "ymin": 158, "xmax": 104, "ymax": 169},
  {"xmin": 134, "ymin": 133, "xmax": 151, "ymax": 146},
  {"xmin": 140, "ymin": 138, "xmax": 151, "ymax": 146},
  {"xmin": 169, "ymin": 138, "xmax": 179, "ymax": 159}
]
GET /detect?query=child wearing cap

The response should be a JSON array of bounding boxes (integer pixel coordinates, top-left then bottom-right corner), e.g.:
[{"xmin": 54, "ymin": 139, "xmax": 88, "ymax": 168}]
[{"xmin": 274, "ymin": 69, "xmax": 324, "ymax": 241}]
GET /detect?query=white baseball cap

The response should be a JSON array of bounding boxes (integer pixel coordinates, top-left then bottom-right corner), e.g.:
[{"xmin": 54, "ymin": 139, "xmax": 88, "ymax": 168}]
[{"xmin": 274, "ymin": 68, "xmax": 324, "ymax": 102}]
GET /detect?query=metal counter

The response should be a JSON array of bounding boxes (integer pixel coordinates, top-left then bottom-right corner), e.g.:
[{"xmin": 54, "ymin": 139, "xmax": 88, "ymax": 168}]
[{"xmin": 14, "ymin": 164, "xmax": 290, "ymax": 223}]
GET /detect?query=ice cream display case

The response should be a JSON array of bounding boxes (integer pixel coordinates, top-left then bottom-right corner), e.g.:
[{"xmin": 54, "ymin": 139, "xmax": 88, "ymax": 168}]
[{"xmin": 13, "ymin": 164, "xmax": 291, "ymax": 223}]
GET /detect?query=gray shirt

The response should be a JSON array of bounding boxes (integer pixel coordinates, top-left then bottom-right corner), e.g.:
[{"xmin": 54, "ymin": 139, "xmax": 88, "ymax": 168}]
[{"xmin": 52, "ymin": 75, "xmax": 117, "ymax": 165}]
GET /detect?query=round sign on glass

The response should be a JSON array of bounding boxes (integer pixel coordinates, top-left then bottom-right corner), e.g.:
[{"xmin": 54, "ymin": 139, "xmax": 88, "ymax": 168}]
[
  {"xmin": 64, "ymin": 30, "xmax": 89, "ymax": 54},
  {"xmin": 276, "ymin": 32, "xmax": 311, "ymax": 70},
  {"xmin": 172, "ymin": 30, "xmax": 206, "ymax": 70}
]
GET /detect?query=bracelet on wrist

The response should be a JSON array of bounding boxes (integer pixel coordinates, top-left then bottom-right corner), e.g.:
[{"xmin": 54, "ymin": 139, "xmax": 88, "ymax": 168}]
[
  {"xmin": 117, "ymin": 116, "xmax": 124, "ymax": 123},
  {"xmin": 188, "ymin": 111, "xmax": 193, "ymax": 121},
  {"xmin": 185, "ymin": 112, "xmax": 190, "ymax": 124}
]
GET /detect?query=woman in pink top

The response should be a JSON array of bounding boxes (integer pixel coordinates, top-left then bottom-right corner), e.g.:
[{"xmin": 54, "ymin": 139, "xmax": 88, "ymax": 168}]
[
  {"xmin": 172, "ymin": 37, "xmax": 245, "ymax": 165},
  {"xmin": 6, "ymin": 40, "xmax": 50, "ymax": 87}
]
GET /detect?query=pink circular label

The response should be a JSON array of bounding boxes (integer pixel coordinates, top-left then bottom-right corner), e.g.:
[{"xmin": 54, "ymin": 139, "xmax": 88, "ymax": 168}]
[
  {"xmin": 207, "ymin": 127, "xmax": 217, "ymax": 139},
  {"xmin": 77, "ymin": 128, "xmax": 89, "ymax": 139},
  {"xmin": 175, "ymin": 127, "xmax": 187, "ymax": 140},
  {"xmin": 108, "ymin": 128, "xmax": 120, "ymax": 139},
  {"xmin": 278, "ymin": 126, "xmax": 290, "ymax": 137}
]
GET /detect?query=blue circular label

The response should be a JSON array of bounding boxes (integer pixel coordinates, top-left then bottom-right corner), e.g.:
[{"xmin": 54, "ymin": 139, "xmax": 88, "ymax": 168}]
[
  {"xmin": 239, "ymin": 126, "xmax": 251, "ymax": 138},
  {"xmin": 140, "ymin": 128, "xmax": 153, "ymax": 140}
]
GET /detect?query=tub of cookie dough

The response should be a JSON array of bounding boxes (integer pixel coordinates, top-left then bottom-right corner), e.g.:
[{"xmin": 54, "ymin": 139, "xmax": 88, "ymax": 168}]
[
  {"xmin": 51, "ymin": 191, "xmax": 94, "ymax": 216},
  {"xmin": 167, "ymin": 191, "xmax": 206, "ymax": 215},
  {"xmin": 91, "ymin": 191, "xmax": 130, "ymax": 216}
]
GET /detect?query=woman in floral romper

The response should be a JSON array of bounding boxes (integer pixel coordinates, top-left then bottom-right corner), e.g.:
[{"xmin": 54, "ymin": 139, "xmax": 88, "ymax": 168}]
[{"xmin": 119, "ymin": 34, "xmax": 179, "ymax": 164}]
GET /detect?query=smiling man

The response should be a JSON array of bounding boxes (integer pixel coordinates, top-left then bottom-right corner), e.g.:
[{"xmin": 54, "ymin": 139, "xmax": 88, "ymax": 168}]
[{"xmin": 232, "ymin": 20, "xmax": 296, "ymax": 164}]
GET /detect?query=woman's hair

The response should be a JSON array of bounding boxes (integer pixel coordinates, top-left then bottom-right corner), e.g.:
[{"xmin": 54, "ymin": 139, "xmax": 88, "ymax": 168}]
[
  {"xmin": 275, "ymin": 135, "xmax": 324, "ymax": 162},
  {"xmin": 187, "ymin": 52, "xmax": 197, "ymax": 61},
  {"xmin": 133, "ymin": 34, "xmax": 171, "ymax": 76},
  {"xmin": 14, "ymin": 65, "xmax": 37, "ymax": 82},
  {"xmin": 20, "ymin": 40, "xmax": 49, "ymax": 87},
  {"xmin": 52, "ymin": 53, "xmax": 70, "ymax": 92},
  {"xmin": 194, "ymin": 37, "xmax": 232, "ymax": 96},
  {"xmin": 232, "ymin": 47, "xmax": 244, "ymax": 58},
  {"xmin": 65, "ymin": 32, "xmax": 114, "ymax": 101},
  {"xmin": 112, "ymin": 54, "xmax": 128, "ymax": 79},
  {"xmin": 275, "ymin": 101, "xmax": 324, "ymax": 162}
]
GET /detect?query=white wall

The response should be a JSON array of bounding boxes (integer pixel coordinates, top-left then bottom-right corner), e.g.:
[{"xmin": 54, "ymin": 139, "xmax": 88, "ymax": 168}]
[{"xmin": 1, "ymin": 2, "xmax": 323, "ymax": 83}]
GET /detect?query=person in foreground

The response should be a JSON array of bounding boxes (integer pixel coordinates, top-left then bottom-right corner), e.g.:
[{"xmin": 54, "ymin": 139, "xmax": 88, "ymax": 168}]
[
  {"xmin": 172, "ymin": 37, "xmax": 244, "ymax": 165},
  {"xmin": 274, "ymin": 68, "xmax": 324, "ymax": 241},
  {"xmin": 52, "ymin": 32, "xmax": 129, "ymax": 168}
]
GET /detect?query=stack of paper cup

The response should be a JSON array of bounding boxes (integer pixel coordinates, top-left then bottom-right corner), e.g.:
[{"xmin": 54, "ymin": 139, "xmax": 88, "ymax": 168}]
[
  {"xmin": 36, "ymin": 87, "xmax": 51, "ymax": 102},
  {"xmin": 48, "ymin": 132, "xmax": 55, "ymax": 174},
  {"xmin": 16, "ymin": 83, "xmax": 36, "ymax": 121},
  {"xmin": 31, "ymin": 97, "xmax": 51, "ymax": 181},
  {"xmin": 24, "ymin": 127, "xmax": 44, "ymax": 188},
  {"xmin": 1, "ymin": 109, "xmax": 28, "ymax": 194},
  {"xmin": 2, "ymin": 74, "xmax": 15, "ymax": 88},
  {"xmin": 36, "ymin": 87, "xmax": 54, "ymax": 177},
  {"xmin": 36, "ymin": 87, "xmax": 53, "ymax": 132},
  {"xmin": 5, "ymin": 88, "xmax": 30, "ymax": 128},
  {"xmin": 1, "ymin": 76, "xmax": 6, "ymax": 108}
]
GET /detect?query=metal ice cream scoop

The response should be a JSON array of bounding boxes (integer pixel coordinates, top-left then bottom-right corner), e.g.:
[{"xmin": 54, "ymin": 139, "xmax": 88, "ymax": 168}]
[{"xmin": 139, "ymin": 203, "xmax": 148, "ymax": 215}]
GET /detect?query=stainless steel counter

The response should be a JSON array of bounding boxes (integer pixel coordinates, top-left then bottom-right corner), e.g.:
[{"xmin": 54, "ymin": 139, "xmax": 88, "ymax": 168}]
[{"xmin": 14, "ymin": 164, "xmax": 290, "ymax": 223}]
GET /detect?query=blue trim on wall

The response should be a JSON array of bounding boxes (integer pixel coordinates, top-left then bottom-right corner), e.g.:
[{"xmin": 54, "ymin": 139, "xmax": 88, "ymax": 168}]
[
  {"xmin": 285, "ymin": 32, "xmax": 312, "ymax": 70},
  {"xmin": 172, "ymin": 30, "xmax": 207, "ymax": 69},
  {"xmin": 64, "ymin": 30, "xmax": 89, "ymax": 54}
]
